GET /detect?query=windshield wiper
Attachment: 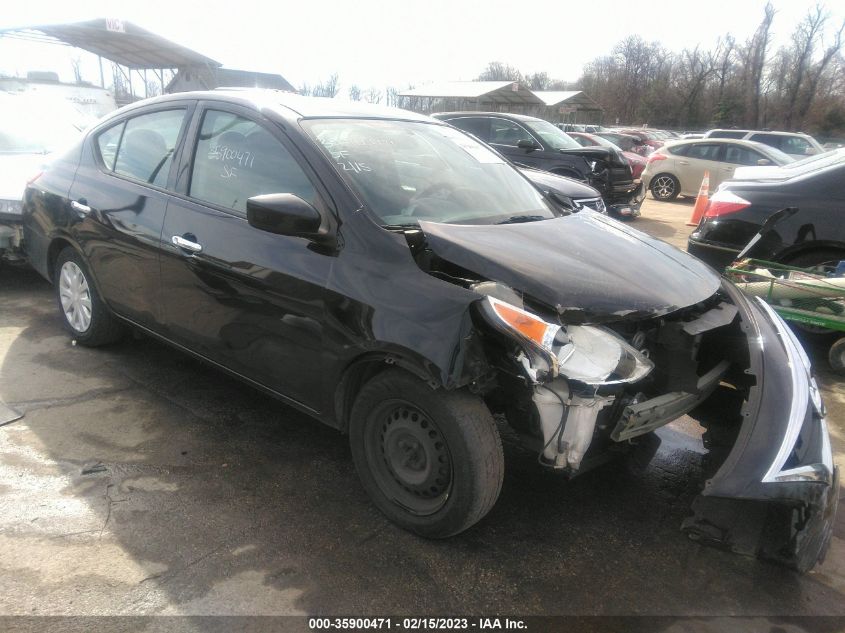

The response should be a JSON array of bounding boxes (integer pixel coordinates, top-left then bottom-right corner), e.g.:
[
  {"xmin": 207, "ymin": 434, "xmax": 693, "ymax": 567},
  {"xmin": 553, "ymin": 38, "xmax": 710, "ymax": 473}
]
[
  {"xmin": 382, "ymin": 222, "xmax": 420, "ymax": 230},
  {"xmin": 495, "ymin": 215, "xmax": 547, "ymax": 225}
]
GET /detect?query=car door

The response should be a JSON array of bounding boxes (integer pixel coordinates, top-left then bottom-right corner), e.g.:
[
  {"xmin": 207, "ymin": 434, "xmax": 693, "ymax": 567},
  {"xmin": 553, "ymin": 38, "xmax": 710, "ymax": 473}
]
[
  {"xmin": 486, "ymin": 117, "xmax": 547, "ymax": 169},
  {"xmin": 719, "ymin": 142, "xmax": 771, "ymax": 187},
  {"xmin": 69, "ymin": 103, "xmax": 193, "ymax": 328},
  {"xmin": 674, "ymin": 142, "xmax": 725, "ymax": 194},
  {"xmin": 159, "ymin": 103, "xmax": 334, "ymax": 411}
]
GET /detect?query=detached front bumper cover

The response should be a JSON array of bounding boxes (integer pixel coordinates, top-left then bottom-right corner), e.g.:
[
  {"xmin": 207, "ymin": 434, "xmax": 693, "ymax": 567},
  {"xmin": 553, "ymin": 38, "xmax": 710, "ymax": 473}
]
[{"xmin": 684, "ymin": 287, "xmax": 839, "ymax": 572}]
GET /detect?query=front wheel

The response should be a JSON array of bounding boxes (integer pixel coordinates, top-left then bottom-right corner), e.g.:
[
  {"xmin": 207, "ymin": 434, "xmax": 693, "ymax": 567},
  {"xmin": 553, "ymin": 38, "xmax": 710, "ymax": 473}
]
[
  {"xmin": 349, "ymin": 369, "xmax": 504, "ymax": 538},
  {"xmin": 54, "ymin": 247, "xmax": 125, "ymax": 346}
]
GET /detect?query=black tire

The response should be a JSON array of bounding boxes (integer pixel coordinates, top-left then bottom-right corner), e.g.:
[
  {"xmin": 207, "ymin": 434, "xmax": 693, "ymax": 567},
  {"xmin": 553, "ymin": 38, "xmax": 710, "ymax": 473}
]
[
  {"xmin": 349, "ymin": 369, "xmax": 504, "ymax": 538},
  {"xmin": 784, "ymin": 249, "xmax": 845, "ymax": 336},
  {"xmin": 650, "ymin": 173, "xmax": 680, "ymax": 201},
  {"xmin": 828, "ymin": 338, "xmax": 845, "ymax": 374},
  {"xmin": 53, "ymin": 247, "xmax": 125, "ymax": 346}
]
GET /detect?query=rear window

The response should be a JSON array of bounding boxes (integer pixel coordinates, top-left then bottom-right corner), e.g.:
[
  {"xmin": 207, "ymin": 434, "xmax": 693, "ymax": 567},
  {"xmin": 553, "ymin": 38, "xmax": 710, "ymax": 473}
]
[
  {"xmin": 686, "ymin": 143, "xmax": 722, "ymax": 161},
  {"xmin": 667, "ymin": 144, "xmax": 690, "ymax": 156},
  {"xmin": 110, "ymin": 109, "xmax": 186, "ymax": 186}
]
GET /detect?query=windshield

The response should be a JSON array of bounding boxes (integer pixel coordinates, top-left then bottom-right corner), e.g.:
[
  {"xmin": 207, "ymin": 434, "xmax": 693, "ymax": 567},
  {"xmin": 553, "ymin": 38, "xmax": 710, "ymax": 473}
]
[
  {"xmin": 0, "ymin": 96, "xmax": 88, "ymax": 154},
  {"xmin": 524, "ymin": 120, "xmax": 582, "ymax": 150},
  {"xmin": 304, "ymin": 119, "xmax": 555, "ymax": 227}
]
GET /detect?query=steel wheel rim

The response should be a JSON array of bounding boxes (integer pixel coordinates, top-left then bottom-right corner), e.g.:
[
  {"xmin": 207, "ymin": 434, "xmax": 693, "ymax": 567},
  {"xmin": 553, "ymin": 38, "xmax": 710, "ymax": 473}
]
[
  {"xmin": 364, "ymin": 399, "xmax": 453, "ymax": 516},
  {"xmin": 59, "ymin": 261, "xmax": 92, "ymax": 333},
  {"xmin": 653, "ymin": 176, "xmax": 675, "ymax": 199}
]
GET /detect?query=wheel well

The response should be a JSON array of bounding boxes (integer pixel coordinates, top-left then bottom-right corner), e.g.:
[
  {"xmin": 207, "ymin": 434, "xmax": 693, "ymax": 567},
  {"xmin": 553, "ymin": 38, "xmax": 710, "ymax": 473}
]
[
  {"xmin": 334, "ymin": 355, "xmax": 440, "ymax": 433},
  {"xmin": 780, "ymin": 244, "xmax": 845, "ymax": 264},
  {"xmin": 46, "ymin": 238, "xmax": 74, "ymax": 282}
]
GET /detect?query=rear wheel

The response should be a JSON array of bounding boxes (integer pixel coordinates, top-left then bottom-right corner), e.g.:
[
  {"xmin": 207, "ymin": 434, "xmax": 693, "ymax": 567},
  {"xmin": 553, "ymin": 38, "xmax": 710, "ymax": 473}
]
[
  {"xmin": 349, "ymin": 369, "xmax": 504, "ymax": 538},
  {"xmin": 54, "ymin": 247, "xmax": 125, "ymax": 346},
  {"xmin": 650, "ymin": 174, "xmax": 680, "ymax": 201},
  {"xmin": 829, "ymin": 338, "xmax": 845, "ymax": 374}
]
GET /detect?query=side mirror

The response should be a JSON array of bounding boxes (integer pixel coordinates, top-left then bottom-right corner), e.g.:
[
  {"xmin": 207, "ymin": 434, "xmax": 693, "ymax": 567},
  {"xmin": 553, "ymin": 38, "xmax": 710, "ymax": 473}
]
[
  {"xmin": 517, "ymin": 139, "xmax": 539, "ymax": 151},
  {"xmin": 247, "ymin": 193, "xmax": 323, "ymax": 239},
  {"xmin": 757, "ymin": 158, "xmax": 772, "ymax": 166}
]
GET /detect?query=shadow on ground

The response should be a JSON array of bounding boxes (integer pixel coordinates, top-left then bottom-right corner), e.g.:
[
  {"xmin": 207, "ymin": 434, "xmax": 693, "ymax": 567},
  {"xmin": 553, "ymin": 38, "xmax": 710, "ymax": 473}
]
[{"xmin": 1, "ymin": 264, "xmax": 843, "ymax": 620}]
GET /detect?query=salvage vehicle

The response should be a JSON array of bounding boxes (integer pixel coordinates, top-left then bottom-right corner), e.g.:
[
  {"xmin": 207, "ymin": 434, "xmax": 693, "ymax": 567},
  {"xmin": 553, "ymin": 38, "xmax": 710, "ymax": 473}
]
[
  {"xmin": 688, "ymin": 148, "xmax": 845, "ymax": 270},
  {"xmin": 432, "ymin": 112, "xmax": 643, "ymax": 219},
  {"xmin": 22, "ymin": 90, "xmax": 837, "ymax": 570},
  {"xmin": 642, "ymin": 138, "xmax": 794, "ymax": 201},
  {"xmin": 0, "ymin": 92, "xmax": 90, "ymax": 263},
  {"xmin": 569, "ymin": 132, "xmax": 647, "ymax": 180}
]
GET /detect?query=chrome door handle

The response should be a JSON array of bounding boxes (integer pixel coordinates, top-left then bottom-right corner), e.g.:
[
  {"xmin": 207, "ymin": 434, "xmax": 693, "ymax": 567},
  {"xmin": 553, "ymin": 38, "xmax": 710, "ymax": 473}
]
[
  {"xmin": 171, "ymin": 235, "xmax": 203, "ymax": 253},
  {"xmin": 70, "ymin": 200, "xmax": 91, "ymax": 215},
  {"xmin": 678, "ymin": 160, "xmax": 689, "ymax": 165}
]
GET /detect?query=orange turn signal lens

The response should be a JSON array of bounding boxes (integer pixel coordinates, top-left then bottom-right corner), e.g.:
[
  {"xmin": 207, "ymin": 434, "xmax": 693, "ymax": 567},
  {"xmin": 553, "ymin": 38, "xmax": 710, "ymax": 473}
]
[{"xmin": 487, "ymin": 297, "xmax": 560, "ymax": 350}]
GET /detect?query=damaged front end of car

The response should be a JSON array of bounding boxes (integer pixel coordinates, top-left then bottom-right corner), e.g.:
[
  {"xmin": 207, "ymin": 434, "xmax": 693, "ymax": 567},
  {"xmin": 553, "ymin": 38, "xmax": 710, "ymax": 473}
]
[{"xmin": 409, "ymin": 213, "xmax": 838, "ymax": 572}]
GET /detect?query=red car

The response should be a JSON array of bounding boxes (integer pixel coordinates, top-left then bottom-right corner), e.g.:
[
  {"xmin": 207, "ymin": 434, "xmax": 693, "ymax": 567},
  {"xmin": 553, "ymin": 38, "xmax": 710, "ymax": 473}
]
[
  {"xmin": 570, "ymin": 132, "xmax": 647, "ymax": 179},
  {"xmin": 618, "ymin": 129, "xmax": 665, "ymax": 151}
]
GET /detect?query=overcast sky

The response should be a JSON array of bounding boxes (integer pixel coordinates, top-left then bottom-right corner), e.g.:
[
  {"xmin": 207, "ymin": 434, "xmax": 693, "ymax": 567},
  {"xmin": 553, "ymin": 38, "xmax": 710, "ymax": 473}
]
[{"xmin": 1, "ymin": 0, "xmax": 844, "ymax": 93}]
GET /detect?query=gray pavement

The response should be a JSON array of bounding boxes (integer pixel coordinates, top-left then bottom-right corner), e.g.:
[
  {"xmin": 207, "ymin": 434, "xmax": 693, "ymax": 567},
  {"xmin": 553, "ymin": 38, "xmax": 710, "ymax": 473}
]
[{"xmin": 1, "ymin": 198, "xmax": 844, "ymax": 619}]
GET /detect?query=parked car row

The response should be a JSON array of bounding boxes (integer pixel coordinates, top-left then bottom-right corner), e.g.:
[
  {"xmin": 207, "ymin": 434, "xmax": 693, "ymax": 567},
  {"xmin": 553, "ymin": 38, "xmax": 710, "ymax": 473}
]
[{"xmin": 18, "ymin": 89, "xmax": 837, "ymax": 571}]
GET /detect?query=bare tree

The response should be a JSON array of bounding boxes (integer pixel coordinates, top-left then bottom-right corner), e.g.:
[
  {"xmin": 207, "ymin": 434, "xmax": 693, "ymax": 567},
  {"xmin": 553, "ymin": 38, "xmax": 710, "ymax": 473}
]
[
  {"xmin": 743, "ymin": 1, "xmax": 775, "ymax": 128},
  {"xmin": 70, "ymin": 55, "xmax": 83, "ymax": 84},
  {"xmin": 363, "ymin": 87, "xmax": 382, "ymax": 104},
  {"xmin": 477, "ymin": 62, "xmax": 523, "ymax": 82},
  {"xmin": 348, "ymin": 85, "xmax": 362, "ymax": 101}
]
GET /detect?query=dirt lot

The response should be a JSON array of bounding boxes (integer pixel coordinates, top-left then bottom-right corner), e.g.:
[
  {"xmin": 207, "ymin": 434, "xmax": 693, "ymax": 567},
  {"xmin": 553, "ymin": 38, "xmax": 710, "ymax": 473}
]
[{"xmin": 1, "ymin": 197, "xmax": 844, "ymax": 625}]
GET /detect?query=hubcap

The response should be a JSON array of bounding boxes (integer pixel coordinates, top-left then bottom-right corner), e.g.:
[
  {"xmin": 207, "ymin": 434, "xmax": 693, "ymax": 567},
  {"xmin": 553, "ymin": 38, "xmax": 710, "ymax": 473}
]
[
  {"xmin": 365, "ymin": 401, "xmax": 452, "ymax": 515},
  {"xmin": 58, "ymin": 261, "xmax": 92, "ymax": 333},
  {"xmin": 653, "ymin": 176, "xmax": 675, "ymax": 199}
]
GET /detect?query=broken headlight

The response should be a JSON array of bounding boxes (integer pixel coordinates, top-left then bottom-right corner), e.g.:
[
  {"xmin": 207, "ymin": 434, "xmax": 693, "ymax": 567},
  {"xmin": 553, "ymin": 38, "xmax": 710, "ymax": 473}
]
[
  {"xmin": 556, "ymin": 325, "xmax": 654, "ymax": 385},
  {"xmin": 479, "ymin": 296, "xmax": 653, "ymax": 385}
]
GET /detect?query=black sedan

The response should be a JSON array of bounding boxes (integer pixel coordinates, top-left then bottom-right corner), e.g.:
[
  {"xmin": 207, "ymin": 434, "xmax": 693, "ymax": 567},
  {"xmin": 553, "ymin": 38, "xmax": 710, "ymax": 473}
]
[
  {"xmin": 21, "ymin": 91, "xmax": 836, "ymax": 570},
  {"xmin": 688, "ymin": 149, "xmax": 845, "ymax": 270}
]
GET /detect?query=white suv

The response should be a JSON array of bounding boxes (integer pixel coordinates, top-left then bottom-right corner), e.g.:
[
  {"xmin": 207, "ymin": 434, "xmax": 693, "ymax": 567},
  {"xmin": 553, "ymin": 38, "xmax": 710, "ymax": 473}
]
[{"xmin": 703, "ymin": 129, "xmax": 824, "ymax": 158}]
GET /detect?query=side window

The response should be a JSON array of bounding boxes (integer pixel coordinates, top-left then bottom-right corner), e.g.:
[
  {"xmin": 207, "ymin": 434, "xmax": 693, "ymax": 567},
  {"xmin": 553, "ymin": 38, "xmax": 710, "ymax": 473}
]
[
  {"xmin": 489, "ymin": 119, "xmax": 534, "ymax": 146},
  {"xmin": 686, "ymin": 143, "xmax": 722, "ymax": 161},
  {"xmin": 748, "ymin": 133, "xmax": 782, "ymax": 150},
  {"xmin": 668, "ymin": 144, "xmax": 689, "ymax": 156},
  {"xmin": 724, "ymin": 144, "xmax": 764, "ymax": 166},
  {"xmin": 189, "ymin": 110, "xmax": 316, "ymax": 216},
  {"xmin": 113, "ymin": 109, "xmax": 186, "ymax": 187},
  {"xmin": 709, "ymin": 130, "xmax": 745, "ymax": 139},
  {"xmin": 96, "ymin": 122, "xmax": 124, "ymax": 171},
  {"xmin": 781, "ymin": 136, "xmax": 812, "ymax": 155},
  {"xmin": 447, "ymin": 117, "xmax": 490, "ymax": 142}
]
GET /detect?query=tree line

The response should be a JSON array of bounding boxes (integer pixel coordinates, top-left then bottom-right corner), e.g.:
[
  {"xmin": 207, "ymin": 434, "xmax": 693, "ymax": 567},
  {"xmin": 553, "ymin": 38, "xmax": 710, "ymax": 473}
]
[{"xmin": 476, "ymin": 3, "xmax": 844, "ymax": 136}]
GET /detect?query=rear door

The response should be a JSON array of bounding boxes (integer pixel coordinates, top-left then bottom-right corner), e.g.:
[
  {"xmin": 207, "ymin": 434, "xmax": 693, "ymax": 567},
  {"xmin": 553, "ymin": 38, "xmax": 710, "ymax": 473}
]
[
  {"xmin": 69, "ymin": 103, "xmax": 193, "ymax": 328},
  {"xmin": 674, "ymin": 142, "xmax": 725, "ymax": 194},
  {"xmin": 158, "ymin": 102, "xmax": 334, "ymax": 410}
]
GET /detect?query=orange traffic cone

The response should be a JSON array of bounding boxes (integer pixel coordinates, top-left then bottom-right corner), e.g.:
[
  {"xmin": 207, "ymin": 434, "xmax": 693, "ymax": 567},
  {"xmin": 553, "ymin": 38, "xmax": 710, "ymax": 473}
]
[{"xmin": 687, "ymin": 171, "xmax": 710, "ymax": 226}]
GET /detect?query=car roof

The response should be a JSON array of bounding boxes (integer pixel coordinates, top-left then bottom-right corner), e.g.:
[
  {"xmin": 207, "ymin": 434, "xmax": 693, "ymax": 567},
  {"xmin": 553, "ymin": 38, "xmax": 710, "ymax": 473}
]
[
  {"xmin": 432, "ymin": 111, "xmax": 545, "ymax": 123},
  {"xmin": 101, "ymin": 89, "xmax": 435, "ymax": 123},
  {"xmin": 706, "ymin": 129, "xmax": 813, "ymax": 139}
]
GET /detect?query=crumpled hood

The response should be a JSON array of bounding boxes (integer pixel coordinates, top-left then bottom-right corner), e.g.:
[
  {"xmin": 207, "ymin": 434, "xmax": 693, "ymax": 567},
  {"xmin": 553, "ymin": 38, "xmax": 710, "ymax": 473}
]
[{"xmin": 419, "ymin": 213, "xmax": 721, "ymax": 323}]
